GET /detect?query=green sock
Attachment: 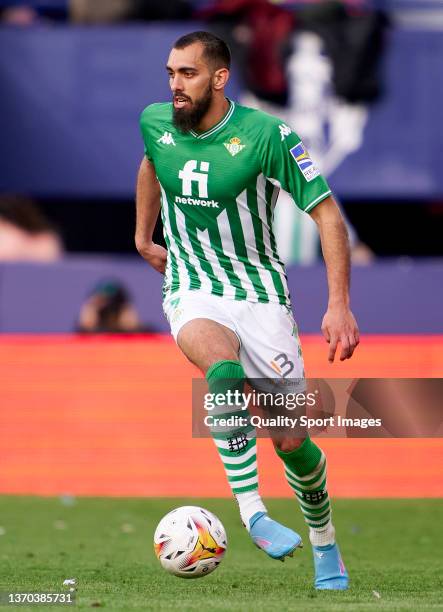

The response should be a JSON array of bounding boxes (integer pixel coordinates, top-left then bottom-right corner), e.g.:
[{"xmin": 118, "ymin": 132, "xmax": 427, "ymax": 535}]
[
  {"xmin": 275, "ymin": 436, "xmax": 335, "ymax": 546},
  {"xmin": 206, "ymin": 360, "xmax": 266, "ymax": 527}
]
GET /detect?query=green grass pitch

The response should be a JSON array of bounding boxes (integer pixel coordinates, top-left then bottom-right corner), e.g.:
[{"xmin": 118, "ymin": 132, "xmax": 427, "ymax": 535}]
[{"xmin": 0, "ymin": 497, "xmax": 441, "ymax": 611}]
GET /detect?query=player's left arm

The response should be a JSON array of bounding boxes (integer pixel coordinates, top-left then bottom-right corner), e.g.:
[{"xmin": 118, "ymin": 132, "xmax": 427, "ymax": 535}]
[
  {"xmin": 259, "ymin": 116, "xmax": 359, "ymax": 361},
  {"xmin": 309, "ymin": 196, "xmax": 360, "ymax": 362}
]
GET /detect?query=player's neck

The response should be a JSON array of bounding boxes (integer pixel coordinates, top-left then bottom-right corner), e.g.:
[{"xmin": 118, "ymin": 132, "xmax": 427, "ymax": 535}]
[{"xmin": 195, "ymin": 97, "xmax": 230, "ymax": 133}]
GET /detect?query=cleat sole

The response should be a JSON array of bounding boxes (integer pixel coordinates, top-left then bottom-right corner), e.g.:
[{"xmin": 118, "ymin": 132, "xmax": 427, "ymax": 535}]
[
  {"xmin": 275, "ymin": 539, "xmax": 303, "ymax": 562},
  {"xmin": 253, "ymin": 538, "xmax": 303, "ymax": 561}
]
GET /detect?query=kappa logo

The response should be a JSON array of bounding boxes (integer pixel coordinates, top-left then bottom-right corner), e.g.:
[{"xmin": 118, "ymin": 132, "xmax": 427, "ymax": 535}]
[
  {"xmin": 157, "ymin": 131, "xmax": 176, "ymax": 146},
  {"xmin": 224, "ymin": 136, "xmax": 245, "ymax": 157},
  {"xmin": 279, "ymin": 124, "xmax": 292, "ymax": 141},
  {"xmin": 167, "ymin": 297, "xmax": 183, "ymax": 324},
  {"xmin": 178, "ymin": 160, "xmax": 209, "ymax": 198},
  {"xmin": 171, "ymin": 307, "xmax": 183, "ymax": 324}
]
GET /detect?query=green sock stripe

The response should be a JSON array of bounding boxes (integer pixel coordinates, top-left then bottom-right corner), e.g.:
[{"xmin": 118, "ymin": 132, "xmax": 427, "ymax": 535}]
[
  {"xmin": 304, "ymin": 515, "xmax": 331, "ymax": 528},
  {"xmin": 299, "ymin": 504, "xmax": 331, "ymax": 519},
  {"xmin": 286, "ymin": 471, "xmax": 326, "ymax": 492},
  {"xmin": 288, "ymin": 475, "xmax": 327, "ymax": 494},
  {"xmin": 287, "ymin": 477, "xmax": 327, "ymax": 497},
  {"xmin": 285, "ymin": 463, "xmax": 326, "ymax": 488},
  {"xmin": 297, "ymin": 498, "xmax": 330, "ymax": 515},
  {"xmin": 223, "ymin": 453, "xmax": 257, "ymax": 471},
  {"xmin": 217, "ymin": 439, "xmax": 257, "ymax": 458},
  {"xmin": 275, "ymin": 436, "xmax": 322, "ymax": 477},
  {"xmin": 284, "ymin": 453, "xmax": 325, "ymax": 483},
  {"xmin": 306, "ymin": 519, "xmax": 330, "ymax": 529},
  {"xmin": 231, "ymin": 483, "xmax": 258, "ymax": 494},
  {"xmin": 227, "ymin": 468, "xmax": 258, "ymax": 483},
  {"xmin": 301, "ymin": 507, "xmax": 331, "ymax": 522}
]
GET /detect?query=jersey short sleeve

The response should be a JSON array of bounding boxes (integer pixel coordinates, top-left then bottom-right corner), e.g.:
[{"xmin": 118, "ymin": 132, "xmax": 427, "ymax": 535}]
[
  {"xmin": 139, "ymin": 104, "xmax": 157, "ymax": 162},
  {"xmin": 259, "ymin": 117, "xmax": 332, "ymax": 213}
]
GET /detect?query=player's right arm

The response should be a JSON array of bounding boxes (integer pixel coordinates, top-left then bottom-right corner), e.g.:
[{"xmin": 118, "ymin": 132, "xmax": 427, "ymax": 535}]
[{"xmin": 135, "ymin": 157, "xmax": 167, "ymax": 274}]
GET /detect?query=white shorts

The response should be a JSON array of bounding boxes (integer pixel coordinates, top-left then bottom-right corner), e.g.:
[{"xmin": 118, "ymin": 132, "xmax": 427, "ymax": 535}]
[{"xmin": 163, "ymin": 291, "xmax": 305, "ymax": 384}]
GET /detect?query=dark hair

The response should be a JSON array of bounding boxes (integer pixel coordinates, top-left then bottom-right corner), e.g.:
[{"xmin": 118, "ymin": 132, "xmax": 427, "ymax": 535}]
[
  {"xmin": 173, "ymin": 31, "xmax": 231, "ymax": 70},
  {"xmin": 0, "ymin": 195, "xmax": 55, "ymax": 234},
  {"xmin": 91, "ymin": 279, "xmax": 130, "ymax": 306}
]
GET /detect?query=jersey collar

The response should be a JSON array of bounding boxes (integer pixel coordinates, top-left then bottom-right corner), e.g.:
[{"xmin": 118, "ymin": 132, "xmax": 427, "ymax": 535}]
[{"xmin": 189, "ymin": 99, "xmax": 235, "ymax": 140}]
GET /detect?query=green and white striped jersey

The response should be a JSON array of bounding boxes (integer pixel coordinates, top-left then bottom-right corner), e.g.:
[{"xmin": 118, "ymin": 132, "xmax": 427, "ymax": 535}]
[{"xmin": 140, "ymin": 99, "xmax": 331, "ymax": 305}]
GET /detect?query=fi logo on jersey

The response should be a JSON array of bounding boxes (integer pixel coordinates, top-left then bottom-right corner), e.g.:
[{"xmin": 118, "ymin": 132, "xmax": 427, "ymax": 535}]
[
  {"xmin": 290, "ymin": 141, "xmax": 320, "ymax": 182},
  {"xmin": 178, "ymin": 160, "xmax": 209, "ymax": 197}
]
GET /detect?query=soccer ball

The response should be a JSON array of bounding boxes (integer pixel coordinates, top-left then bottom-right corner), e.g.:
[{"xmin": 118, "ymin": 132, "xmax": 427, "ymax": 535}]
[{"xmin": 153, "ymin": 506, "xmax": 227, "ymax": 578}]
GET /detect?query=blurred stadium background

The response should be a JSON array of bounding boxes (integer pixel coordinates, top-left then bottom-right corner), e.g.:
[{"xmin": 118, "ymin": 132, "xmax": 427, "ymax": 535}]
[{"xmin": 0, "ymin": 0, "xmax": 442, "ymax": 504}]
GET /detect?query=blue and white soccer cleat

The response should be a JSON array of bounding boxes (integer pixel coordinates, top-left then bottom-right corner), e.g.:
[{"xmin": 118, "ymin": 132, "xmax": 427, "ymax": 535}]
[
  {"xmin": 249, "ymin": 511, "xmax": 303, "ymax": 561},
  {"xmin": 312, "ymin": 543, "xmax": 349, "ymax": 590}
]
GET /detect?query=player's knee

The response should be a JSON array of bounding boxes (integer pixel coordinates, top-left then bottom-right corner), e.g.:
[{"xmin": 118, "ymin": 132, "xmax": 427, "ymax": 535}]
[{"xmin": 273, "ymin": 436, "xmax": 306, "ymax": 453}]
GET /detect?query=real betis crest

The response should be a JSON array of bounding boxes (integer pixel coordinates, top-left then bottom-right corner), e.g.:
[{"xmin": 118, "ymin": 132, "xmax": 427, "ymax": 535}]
[{"xmin": 224, "ymin": 137, "xmax": 245, "ymax": 157}]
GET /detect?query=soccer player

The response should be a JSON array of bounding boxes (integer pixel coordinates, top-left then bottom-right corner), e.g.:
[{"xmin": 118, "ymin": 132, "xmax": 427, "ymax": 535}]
[{"xmin": 136, "ymin": 31, "xmax": 359, "ymax": 590}]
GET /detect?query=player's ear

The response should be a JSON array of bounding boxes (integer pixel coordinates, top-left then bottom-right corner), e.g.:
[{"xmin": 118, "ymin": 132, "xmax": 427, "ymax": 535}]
[{"xmin": 213, "ymin": 67, "xmax": 229, "ymax": 91}]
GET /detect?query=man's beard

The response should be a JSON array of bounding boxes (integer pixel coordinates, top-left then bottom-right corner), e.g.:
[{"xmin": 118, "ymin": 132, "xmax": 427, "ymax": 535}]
[{"xmin": 172, "ymin": 85, "xmax": 213, "ymax": 133}]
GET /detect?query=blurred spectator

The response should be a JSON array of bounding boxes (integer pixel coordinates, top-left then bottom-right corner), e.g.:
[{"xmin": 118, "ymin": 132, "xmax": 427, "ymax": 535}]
[
  {"xmin": 0, "ymin": 0, "xmax": 68, "ymax": 24},
  {"xmin": 77, "ymin": 280, "xmax": 152, "ymax": 333},
  {"xmin": 0, "ymin": 196, "xmax": 63, "ymax": 261},
  {"xmin": 70, "ymin": 0, "xmax": 192, "ymax": 23},
  {"xmin": 294, "ymin": 1, "xmax": 389, "ymax": 104},
  {"xmin": 70, "ymin": 0, "xmax": 134, "ymax": 23},
  {"xmin": 199, "ymin": 0, "xmax": 295, "ymax": 105},
  {"xmin": 0, "ymin": 3, "xmax": 39, "ymax": 25}
]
